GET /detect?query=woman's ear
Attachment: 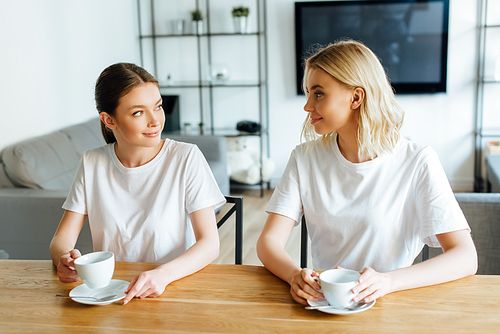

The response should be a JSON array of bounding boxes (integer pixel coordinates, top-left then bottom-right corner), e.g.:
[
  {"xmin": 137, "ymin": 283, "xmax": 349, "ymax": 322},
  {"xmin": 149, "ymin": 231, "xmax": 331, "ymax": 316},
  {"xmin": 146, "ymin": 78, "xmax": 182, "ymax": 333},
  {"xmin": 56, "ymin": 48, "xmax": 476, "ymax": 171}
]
[
  {"xmin": 351, "ymin": 87, "xmax": 365, "ymax": 109},
  {"xmin": 99, "ymin": 112, "xmax": 116, "ymax": 130}
]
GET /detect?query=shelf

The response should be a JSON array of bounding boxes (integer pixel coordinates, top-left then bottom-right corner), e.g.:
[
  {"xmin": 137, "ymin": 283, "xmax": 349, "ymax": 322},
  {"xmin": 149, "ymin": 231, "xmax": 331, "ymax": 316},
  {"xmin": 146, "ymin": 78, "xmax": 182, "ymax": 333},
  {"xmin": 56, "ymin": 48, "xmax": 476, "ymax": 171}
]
[
  {"xmin": 158, "ymin": 80, "xmax": 263, "ymax": 89},
  {"xmin": 163, "ymin": 128, "xmax": 268, "ymax": 137},
  {"xmin": 138, "ymin": 0, "xmax": 269, "ymax": 196},
  {"xmin": 140, "ymin": 32, "xmax": 261, "ymax": 39},
  {"xmin": 475, "ymin": 0, "xmax": 499, "ymax": 191},
  {"xmin": 482, "ymin": 24, "xmax": 500, "ymax": 29},
  {"xmin": 481, "ymin": 128, "xmax": 500, "ymax": 137},
  {"xmin": 480, "ymin": 77, "xmax": 500, "ymax": 84}
]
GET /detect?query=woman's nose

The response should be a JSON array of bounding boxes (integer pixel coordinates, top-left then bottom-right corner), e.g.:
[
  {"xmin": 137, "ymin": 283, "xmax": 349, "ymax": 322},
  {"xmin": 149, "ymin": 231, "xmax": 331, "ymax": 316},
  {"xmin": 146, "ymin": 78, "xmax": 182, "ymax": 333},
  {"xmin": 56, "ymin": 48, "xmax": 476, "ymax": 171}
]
[
  {"xmin": 149, "ymin": 111, "xmax": 161, "ymax": 127},
  {"xmin": 304, "ymin": 99, "xmax": 314, "ymax": 113}
]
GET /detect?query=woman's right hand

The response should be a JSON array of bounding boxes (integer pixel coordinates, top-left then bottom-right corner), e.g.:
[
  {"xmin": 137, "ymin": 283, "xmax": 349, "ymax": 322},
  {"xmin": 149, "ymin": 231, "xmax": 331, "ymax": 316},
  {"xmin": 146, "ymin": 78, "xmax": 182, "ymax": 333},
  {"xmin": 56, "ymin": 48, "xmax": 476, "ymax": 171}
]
[
  {"xmin": 289, "ymin": 268, "xmax": 324, "ymax": 305},
  {"xmin": 56, "ymin": 249, "xmax": 82, "ymax": 283}
]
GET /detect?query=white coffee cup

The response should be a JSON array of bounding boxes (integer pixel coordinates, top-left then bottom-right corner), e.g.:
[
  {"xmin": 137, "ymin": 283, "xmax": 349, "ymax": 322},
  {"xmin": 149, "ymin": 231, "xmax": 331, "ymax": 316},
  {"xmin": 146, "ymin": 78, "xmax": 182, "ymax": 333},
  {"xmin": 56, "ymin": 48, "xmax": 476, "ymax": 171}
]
[
  {"xmin": 316, "ymin": 268, "xmax": 360, "ymax": 308},
  {"xmin": 74, "ymin": 251, "xmax": 115, "ymax": 289}
]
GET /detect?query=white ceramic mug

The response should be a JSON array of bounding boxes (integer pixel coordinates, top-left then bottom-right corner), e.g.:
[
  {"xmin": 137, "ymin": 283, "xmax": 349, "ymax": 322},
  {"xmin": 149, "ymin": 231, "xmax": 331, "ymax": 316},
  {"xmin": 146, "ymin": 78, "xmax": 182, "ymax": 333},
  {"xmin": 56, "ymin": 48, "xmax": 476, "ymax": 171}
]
[
  {"xmin": 74, "ymin": 251, "xmax": 115, "ymax": 289},
  {"xmin": 315, "ymin": 268, "xmax": 360, "ymax": 308}
]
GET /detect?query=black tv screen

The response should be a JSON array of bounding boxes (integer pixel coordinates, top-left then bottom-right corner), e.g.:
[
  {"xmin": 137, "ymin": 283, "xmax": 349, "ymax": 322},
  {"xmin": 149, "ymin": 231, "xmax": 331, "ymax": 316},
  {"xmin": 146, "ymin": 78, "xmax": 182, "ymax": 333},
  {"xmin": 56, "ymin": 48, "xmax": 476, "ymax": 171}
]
[{"xmin": 295, "ymin": 0, "xmax": 450, "ymax": 94}]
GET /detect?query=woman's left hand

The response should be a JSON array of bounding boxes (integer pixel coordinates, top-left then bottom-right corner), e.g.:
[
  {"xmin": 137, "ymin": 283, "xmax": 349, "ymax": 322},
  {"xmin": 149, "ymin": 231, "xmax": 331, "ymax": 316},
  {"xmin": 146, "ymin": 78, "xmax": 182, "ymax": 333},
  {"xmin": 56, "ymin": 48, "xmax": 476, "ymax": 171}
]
[
  {"xmin": 351, "ymin": 267, "xmax": 392, "ymax": 303},
  {"xmin": 122, "ymin": 269, "xmax": 168, "ymax": 305}
]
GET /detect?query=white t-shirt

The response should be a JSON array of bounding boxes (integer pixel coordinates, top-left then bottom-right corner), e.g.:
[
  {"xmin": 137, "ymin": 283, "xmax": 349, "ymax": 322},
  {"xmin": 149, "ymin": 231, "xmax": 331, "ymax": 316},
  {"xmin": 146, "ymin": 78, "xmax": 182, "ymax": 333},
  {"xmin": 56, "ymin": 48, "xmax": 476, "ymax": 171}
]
[
  {"xmin": 266, "ymin": 135, "xmax": 469, "ymax": 272},
  {"xmin": 63, "ymin": 139, "xmax": 226, "ymax": 263}
]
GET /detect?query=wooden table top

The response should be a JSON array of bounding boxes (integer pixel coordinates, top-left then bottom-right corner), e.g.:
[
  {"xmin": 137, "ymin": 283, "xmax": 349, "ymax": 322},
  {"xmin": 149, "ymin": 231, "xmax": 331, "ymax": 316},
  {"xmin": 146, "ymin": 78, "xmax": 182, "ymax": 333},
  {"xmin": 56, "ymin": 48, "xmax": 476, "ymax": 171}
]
[{"xmin": 0, "ymin": 260, "xmax": 499, "ymax": 333}]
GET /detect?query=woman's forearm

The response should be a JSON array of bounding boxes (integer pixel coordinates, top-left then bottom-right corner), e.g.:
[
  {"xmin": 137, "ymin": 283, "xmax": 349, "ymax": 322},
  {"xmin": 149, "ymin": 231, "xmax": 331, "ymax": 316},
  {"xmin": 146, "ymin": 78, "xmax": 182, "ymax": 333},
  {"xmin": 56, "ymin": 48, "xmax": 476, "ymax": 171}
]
[
  {"xmin": 49, "ymin": 235, "xmax": 75, "ymax": 266},
  {"xmin": 49, "ymin": 210, "xmax": 86, "ymax": 266},
  {"xmin": 257, "ymin": 235, "xmax": 302, "ymax": 285},
  {"xmin": 257, "ymin": 213, "xmax": 301, "ymax": 285},
  {"xmin": 155, "ymin": 235, "xmax": 220, "ymax": 285},
  {"xmin": 387, "ymin": 231, "xmax": 477, "ymax": 293}
]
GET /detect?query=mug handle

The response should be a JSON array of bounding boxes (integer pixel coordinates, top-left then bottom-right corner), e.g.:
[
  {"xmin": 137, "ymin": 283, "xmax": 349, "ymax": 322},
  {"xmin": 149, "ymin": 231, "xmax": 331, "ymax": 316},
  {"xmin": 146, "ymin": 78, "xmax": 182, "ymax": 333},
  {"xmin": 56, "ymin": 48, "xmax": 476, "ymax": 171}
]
[{"xmin": 312, "ymin": 276, "xmax": 323, "ymax": 293}]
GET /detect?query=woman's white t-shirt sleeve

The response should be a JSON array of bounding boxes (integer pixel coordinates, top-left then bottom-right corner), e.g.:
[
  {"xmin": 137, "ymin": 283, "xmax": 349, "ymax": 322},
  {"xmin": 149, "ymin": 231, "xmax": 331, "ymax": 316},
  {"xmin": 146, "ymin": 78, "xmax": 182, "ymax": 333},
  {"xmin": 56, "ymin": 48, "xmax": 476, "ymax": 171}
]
[
  {"xmin": 185, "ymin": 146, "xmax": 226, "ymax": 214},
  {"xmin": 63, "ymin": 158, "xmax": 87, "ymax": 215},
  {"xmin": 266, "ymin": 150, "xmax": 303, "ymax": 224},
  {"xmin": 415, "ymin": 148, "xmax": 469, "ymax": 247}
]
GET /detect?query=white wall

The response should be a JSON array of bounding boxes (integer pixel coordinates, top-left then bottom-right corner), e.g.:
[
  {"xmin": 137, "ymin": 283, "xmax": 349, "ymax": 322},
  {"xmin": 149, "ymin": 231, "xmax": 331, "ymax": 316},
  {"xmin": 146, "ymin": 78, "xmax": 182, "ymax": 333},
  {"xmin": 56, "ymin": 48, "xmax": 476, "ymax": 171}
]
[
  {"xmin": 0, "ymin": 0, "xmax": 139, "ymax": 150},
  {"xmin": 0, "ymin": 0, "xmax": 480, "ymax": 191}
]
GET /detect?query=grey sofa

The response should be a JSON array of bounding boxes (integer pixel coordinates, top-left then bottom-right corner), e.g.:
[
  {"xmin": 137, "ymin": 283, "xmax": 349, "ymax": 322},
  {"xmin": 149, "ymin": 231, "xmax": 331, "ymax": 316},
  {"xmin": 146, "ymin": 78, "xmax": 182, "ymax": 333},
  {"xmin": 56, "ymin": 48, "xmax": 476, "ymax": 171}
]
[
  {"xmin": 413, "ymin": 192, "xmax": 500, "ymax": 275},
  {"xmin": 0, "ymin": 117, "xmax": 229, "ymax": 260}
]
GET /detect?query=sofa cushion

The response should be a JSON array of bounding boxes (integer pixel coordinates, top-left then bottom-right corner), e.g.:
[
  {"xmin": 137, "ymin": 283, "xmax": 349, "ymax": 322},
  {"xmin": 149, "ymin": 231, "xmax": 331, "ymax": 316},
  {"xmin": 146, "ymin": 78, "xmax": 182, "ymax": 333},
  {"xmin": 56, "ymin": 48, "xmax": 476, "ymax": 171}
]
[{"xmin": 1, "ymin": 118, "xmax": 105, "ymax": 190}]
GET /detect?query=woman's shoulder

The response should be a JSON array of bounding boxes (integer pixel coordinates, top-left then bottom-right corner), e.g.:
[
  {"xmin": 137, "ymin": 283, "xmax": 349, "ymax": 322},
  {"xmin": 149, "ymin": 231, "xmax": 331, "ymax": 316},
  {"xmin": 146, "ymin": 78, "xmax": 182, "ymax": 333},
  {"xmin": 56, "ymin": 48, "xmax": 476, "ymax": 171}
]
[
  {"xmin": 163, "ymin": 139, "xmax": 204, "ymax": 163},
  {"xmin": 164, "ymin": 138, "xmax": 198, "ymax": 154},
  {"xmin": 82, "ymin": 143, "xmax": 113, "ymax": 161},
  {"xmin": 293, "ymin": 137, "xmax": 331, "ymax": 157},
  {"xmin": 395, "ymin": 137, "xmax": 439, "ymax": 163}
]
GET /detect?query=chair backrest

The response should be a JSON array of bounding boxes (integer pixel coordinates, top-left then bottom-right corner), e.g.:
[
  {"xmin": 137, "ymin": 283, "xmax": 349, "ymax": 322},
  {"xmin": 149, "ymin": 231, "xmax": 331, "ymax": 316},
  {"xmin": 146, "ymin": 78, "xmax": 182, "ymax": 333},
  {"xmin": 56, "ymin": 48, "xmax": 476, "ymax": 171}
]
[
  {"xmin": 300, "ymin": 217, "xmax": 308, "ymax": 268},
  {"xmin": 301, "ymin": 192, "xmax": 500, "ymax": 273},
  {"xmin": 217, "ymin": 196, "xmax": 243, "ymax": 265}
]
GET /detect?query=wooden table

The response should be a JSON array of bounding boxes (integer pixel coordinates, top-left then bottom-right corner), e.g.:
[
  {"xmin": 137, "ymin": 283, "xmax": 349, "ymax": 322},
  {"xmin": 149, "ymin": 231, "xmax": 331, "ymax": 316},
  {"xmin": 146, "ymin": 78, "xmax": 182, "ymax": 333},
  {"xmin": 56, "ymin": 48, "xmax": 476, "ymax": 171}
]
[{"xmin": 0, "ymin": 260, "xmax": 499, "ymax": 333}]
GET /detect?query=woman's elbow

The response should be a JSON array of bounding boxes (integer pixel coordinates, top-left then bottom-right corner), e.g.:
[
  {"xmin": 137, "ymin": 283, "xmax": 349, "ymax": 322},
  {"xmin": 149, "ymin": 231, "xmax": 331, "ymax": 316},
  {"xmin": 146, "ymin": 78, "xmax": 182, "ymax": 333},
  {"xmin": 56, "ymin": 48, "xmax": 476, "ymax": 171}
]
[
  {"xmin": 463, "ymin": 236, "xmax": 478, "ymax": 276},
  {"xmin": 468, "ymin": 246, "xmax": 478, "ymax": 276},
  {"xmin": 210, "ymin": 236, "xmax": 220, "ymax": 263},
  {"xmin": 256, "ymin": 236, "xmax": 269, "ymax": 265},
  {"xmin": 457, "ymin": 241, "xmax": 478, "ymax": 277}
]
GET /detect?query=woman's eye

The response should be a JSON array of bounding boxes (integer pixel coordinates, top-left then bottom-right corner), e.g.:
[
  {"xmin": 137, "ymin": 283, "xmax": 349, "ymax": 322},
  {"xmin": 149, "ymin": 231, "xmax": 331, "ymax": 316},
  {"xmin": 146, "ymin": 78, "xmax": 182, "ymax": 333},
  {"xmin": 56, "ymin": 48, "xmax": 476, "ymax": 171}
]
[
  {"xmin": 314, "ymin": 92, "xmax": 323, "ymax": 98},
  {"xmin": 155, "ymin": 105, "xmax": 163, "ymax": 111},
  {"xmin": 132, "ymin": 111, "xmax": 143, "ymax": 116}
]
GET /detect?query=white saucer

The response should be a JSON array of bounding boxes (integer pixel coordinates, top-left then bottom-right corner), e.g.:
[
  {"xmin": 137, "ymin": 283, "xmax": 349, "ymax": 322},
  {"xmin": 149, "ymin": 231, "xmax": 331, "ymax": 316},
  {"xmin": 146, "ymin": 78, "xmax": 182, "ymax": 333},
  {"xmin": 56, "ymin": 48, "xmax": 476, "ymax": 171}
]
[
  {"xmin": 307, "ymin": 299, "xmax": 375, "ymax": 315},
  {"xmin": 69, "ymin": 279, "xmax": 129, "ymax": 305}
]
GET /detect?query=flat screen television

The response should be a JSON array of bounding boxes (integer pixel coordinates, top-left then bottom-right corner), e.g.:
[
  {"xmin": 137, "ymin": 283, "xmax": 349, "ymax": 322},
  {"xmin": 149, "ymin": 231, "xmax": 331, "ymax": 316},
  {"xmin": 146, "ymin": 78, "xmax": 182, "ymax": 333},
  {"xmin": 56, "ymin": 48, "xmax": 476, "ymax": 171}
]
[{"xmin": 295, "ymin": 0, "xmax": 450, "ymax": 94}]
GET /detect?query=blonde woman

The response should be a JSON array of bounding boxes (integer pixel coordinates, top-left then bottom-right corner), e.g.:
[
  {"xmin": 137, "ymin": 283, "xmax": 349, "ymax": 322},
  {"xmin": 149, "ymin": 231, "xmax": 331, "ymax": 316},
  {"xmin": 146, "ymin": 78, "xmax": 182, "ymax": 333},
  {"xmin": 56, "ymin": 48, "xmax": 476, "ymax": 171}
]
[{"xmin": 257, "ymin": 40, "xmax": 477, "ymax": 306}]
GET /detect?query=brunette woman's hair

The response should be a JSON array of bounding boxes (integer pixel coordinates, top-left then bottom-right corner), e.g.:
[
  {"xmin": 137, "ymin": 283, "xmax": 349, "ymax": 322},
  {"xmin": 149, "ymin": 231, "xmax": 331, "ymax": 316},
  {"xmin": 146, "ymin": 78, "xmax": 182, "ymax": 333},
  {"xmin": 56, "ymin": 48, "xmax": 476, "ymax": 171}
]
[{"xmin": 95, "ymin": 63, "xmax": 159, "ymax": 144}]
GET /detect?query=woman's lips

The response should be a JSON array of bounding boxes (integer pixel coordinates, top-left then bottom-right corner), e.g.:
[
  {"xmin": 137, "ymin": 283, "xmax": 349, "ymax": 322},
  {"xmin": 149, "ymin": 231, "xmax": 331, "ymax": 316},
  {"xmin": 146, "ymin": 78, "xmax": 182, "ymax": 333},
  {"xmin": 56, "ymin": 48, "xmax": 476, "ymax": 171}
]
[
  {"xmin": 310, "ymin": 117, "xmax": 322, "ymax": 125},
  {"xmin": 143, "ymin": 131, "xmax": 160, "ymax": 137}
]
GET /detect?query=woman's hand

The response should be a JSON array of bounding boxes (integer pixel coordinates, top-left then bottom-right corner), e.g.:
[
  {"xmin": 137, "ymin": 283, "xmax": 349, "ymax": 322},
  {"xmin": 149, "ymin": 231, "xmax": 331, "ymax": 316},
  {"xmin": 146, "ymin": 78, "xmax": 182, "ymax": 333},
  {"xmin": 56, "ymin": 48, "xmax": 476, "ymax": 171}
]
[
  {"xmin": 289, "ymin": 268, "xmax": 324, "ymax": 305},
  {"xmin": 123, "ymin": 269, "xmax": 168, "ymax": 305},
  {"xmin": 56, "ymin": 249, "xmax": 81, "ymax": 283},
  {"xmin": 352, "ymin": 267, "xmax": 391, "ymax": 303}
]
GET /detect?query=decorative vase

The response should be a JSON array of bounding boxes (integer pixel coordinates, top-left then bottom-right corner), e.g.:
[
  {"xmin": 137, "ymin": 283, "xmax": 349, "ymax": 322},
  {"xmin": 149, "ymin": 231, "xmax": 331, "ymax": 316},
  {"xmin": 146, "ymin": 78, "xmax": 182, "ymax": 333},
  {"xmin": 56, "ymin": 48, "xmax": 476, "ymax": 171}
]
[
  {"xmin": 172, "ymin": 19, "xmax": 184, "ymax": 35},
  {"xmin": 233, "ymin": 16, "xmax": 248, "ymax": 34},
  {"xmin": 192, "ymin": 21, "xmax": 203, "ymax": 35},
  {"xmin": 208, "ymin": 63, "xmax": 230, "ymax": 83}
]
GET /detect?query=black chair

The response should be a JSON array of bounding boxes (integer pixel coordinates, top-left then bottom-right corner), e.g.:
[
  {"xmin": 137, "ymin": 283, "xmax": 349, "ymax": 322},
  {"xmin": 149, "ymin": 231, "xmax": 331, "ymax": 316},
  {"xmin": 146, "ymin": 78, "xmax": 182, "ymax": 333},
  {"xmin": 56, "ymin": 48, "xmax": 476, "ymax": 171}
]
[
  {"xmin": 217, "ymin": 196, "xmax": 243, "ymax": 265},
  {"xmin": 421, "ymin": 245, "xmax": 430, "ymax": 262},
  {"xmin": 300, "ymin": 216, "xmax": 308, "ymax": 269}
]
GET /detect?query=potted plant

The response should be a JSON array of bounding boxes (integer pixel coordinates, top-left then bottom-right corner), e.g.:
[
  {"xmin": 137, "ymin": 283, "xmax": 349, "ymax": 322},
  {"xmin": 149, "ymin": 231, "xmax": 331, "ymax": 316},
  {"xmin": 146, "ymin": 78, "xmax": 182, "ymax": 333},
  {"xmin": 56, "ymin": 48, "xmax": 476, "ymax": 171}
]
[
  {"xmin": 231, "ymin": 6, "xmax": 249, "ymax": 34},
  {"xmin": 191, "ymin": 9, "xmax": 203, "ymax": 35}
]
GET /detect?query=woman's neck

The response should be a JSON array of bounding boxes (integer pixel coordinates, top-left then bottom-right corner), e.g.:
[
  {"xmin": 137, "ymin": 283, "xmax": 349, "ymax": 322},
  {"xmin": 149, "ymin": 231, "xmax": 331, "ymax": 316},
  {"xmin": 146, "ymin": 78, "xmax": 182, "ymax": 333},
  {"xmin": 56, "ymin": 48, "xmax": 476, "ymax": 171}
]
[
  {"xmin": 337, "ymin": 132, "xmax": 374, "ymax": 163},
  {"xmin": 114, "ymin": 140, "xmax": 165, "ymax": 168}
]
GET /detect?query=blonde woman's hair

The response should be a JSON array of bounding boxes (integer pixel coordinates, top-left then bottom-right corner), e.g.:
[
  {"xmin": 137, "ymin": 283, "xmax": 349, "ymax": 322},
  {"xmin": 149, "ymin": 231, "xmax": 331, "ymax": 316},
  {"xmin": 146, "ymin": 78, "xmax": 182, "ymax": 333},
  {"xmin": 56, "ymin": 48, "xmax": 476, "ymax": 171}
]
[{"xmin": 301, "ymin": 39, "xmax": 404, "ymax": 158}]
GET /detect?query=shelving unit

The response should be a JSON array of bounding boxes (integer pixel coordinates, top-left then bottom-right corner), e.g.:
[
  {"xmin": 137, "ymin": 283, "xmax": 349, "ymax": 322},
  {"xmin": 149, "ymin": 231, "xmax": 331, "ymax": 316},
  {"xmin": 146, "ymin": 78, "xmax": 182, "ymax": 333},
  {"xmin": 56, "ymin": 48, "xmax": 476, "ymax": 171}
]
[
  {"xmin": 474, "ymin": 0, "xmax": 500, "ymax": 192},
  {"xmin": 136, "ymin": 0, "xmax": 269, "ymax": 196}
]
